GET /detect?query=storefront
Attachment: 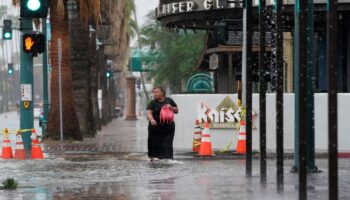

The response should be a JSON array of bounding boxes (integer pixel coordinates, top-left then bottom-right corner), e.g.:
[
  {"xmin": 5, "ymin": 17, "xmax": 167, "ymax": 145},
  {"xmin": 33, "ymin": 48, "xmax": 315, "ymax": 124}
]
[{"xmin": 156, "ymin": 0, "xmax": 350, "ymax": 93}]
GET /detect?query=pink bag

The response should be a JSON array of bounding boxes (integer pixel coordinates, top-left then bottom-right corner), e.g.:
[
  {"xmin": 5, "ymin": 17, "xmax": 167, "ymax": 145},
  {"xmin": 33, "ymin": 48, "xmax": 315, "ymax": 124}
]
[{"xmin": 160, "ymin": 105, "xmax": 174, "ymax": 124}]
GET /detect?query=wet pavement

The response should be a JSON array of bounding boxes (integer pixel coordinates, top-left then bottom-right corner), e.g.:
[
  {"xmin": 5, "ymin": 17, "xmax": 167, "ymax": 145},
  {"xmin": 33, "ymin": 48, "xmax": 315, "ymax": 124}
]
[{"xmin": 0, "ymin": 112, "xmax": 350, "ymax": 200}]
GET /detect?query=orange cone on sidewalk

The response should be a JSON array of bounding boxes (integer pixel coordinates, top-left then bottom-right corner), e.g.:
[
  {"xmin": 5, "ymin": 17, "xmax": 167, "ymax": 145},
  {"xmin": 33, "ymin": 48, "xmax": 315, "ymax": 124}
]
[
  {"xmin": 31, "ymin": 129, "xmax": 43, "ymax": 159},
  {"xmin": 1, "ymin": 128, "xmax": 13, "ymax": 159},
  {"xmin": 14, "ymin": 131, "xmax": 26, "ymax": 160},
  {"xmin": 198, "ymin": 122, "xmax": 213, "ymax": 157},
  {"xmin": 236, "ymin": 120, "xmax": 246, "ymax": 154},
  {"xmin": 192, "ymin": 120, "xmax": 202, "ymax": 153}
]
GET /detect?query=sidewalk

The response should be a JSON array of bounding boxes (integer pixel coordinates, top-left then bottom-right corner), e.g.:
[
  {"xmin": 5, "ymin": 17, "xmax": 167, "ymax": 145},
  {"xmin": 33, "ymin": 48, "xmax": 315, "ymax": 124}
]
[
  {"xmin": 42, "ymin": 117, "xmax": 350, "ymax": 160},
  {"xmin": 43, "ymin": 117, "xmax": 149, "ymax": 156}
]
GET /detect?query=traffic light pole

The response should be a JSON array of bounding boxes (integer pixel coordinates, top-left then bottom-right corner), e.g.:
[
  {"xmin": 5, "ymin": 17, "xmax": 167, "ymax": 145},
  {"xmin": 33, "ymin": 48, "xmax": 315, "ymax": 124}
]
[
  {"xmin": 20, "ymin": 18, "xmax": 34, "ymax": 149},
  {"xmin": 42, "ymin": 18, "xmax": 49, "ymax": 137}
]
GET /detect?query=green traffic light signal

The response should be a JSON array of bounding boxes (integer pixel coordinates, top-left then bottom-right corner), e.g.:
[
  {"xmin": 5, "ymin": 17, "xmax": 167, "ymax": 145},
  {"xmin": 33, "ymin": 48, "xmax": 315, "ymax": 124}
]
[
  {"xmin": 106, "ymin": 71, "xmax": 112, "ymax": 79},
  {"xmin": 7, "ymin": 64, "xmax": 14, "ymax": 75},
  {"xmin": 27, "ymin": 0, "xmax": 41, "ymax": 11},
  {"xmin": 21, "ymin": 0, "xmax": 49, "ymax": 18},
  {"xmin": 3, "ymin": 19, "xmax": 12, "ymax": 40},
  {"xmin": 4, "ymin": 32, "xmax": 11, "ymax": 39}
]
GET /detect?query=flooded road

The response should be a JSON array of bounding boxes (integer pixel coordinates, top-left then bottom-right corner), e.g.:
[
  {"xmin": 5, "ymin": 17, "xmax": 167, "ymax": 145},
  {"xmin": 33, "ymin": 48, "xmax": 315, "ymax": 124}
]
[
  {"xmin": 0, "ymin": 157, "xmax": 350, "ymax": 200},
  {"xmin": 1, "ymin": 113, "xmax": 350, "ymax": 200}
]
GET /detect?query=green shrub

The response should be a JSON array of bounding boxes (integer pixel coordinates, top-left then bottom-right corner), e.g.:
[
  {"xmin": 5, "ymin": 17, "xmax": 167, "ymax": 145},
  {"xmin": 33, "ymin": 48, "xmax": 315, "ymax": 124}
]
[{"xmin": 2, "ymin": 178, "xmax": 18, "ymax": 190}]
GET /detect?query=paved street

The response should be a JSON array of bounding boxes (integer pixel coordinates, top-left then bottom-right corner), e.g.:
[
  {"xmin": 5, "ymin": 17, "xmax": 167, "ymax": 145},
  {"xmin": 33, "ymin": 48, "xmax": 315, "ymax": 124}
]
[{"xmin": 0, "ymin": 112, "xmax": 350, "ymax": 200}]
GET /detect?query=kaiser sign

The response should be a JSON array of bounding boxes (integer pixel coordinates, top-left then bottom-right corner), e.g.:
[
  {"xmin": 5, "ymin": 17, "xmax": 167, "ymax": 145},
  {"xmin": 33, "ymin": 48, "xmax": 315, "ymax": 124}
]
[{"xmin": 196, "ymin": 96, "xmax": 246, "ymax": 129}]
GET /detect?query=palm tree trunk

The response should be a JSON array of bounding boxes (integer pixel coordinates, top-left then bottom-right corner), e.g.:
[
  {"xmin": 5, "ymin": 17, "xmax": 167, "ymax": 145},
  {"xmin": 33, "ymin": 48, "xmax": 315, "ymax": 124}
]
[
  {"xmin": 68, "ymin": 1, "xmax": 96, "ymax": 138},
  {"xmin": 46, "ymin": 0, "xmax": 81, "ymax": 140},
  {"xmin": 89, "ymin": 27, "xmax": 101, "ymax": 130}
]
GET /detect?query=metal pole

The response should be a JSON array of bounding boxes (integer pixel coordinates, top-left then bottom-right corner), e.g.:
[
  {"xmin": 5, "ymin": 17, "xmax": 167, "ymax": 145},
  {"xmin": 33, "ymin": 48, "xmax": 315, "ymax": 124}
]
[
  {"xmin": 292, "ymin": 0, "xmax": 300, "ymax": 173},
  {"xmin": 20, "ymin": 18, "xmax": 34, "ymax": 149},
  {"xmin": 242, "ymin": 0, "xmax": 253, "ymax": 177},
  {"xmin": 306, "ymin": 0, "xmax": 317, "ymax": 172},
  {"xmin": 327, "ymin": 0, "xmax": 338, "ymax": 199},
  {"xmin": 275, "ymin": 0, "xmax": 284, "ymax": 192},
  {"xmin": 242, "ymin": 4, "xmax": 247, "ymax": 111},
  {"xmin": 42, "ymin": 18, "xmax": 49, "ymax": 137},
  {"xmin": 58, "ymin": 39, "xmax": 63, "ymax": 142},
  {"xmin": 297, "ymin": 0, "xmax": 308, "ymax": 199},
  {"xmin": 258, "ymin": 0, "xmax": 267, "ymax": 185},
  {"xmin": 5, "ymin": 74, "xmax": 8, "ymax": 111}
]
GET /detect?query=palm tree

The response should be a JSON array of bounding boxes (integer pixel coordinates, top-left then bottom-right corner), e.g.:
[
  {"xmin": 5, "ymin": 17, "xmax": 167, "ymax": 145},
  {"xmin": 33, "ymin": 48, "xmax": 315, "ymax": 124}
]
[
  {"xmin": 68, "ymin": 0, "xmax": 100, "ymax": 137},
  {"xmin": 12, "ymin": 0, "xmax": 132, "ymax": 139},
  {"xmin": 12, "ymin": 0, "xmax": 82, "ymax": 140},
  {"xmin": 45, "ymin": 0, "xmax": 82, "ymax": 140}
]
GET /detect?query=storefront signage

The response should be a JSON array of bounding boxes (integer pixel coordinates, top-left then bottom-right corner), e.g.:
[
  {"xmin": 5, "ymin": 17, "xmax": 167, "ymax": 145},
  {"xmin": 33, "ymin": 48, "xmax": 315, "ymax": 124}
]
[
  {"xmin": 156, "ymin": 0, "xmax": 243, "ymax": 18},
  {"xmin": 196, "ymin": 96, "xmax": 257, "ymax": 129}
]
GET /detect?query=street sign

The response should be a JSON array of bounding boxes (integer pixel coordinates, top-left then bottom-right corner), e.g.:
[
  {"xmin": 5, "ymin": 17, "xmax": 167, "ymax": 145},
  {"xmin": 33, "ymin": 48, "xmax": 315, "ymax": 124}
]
[{"xmin": 21, "ymin": 84, "xmax": 32, "ymax": 101}]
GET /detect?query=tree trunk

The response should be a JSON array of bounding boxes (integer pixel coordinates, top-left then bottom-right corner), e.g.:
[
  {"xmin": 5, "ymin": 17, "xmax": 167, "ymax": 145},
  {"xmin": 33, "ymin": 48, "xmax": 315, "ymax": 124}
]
[
  {"xmin": 46, "ymin": 0, "xmax": 81, "ymax": 140},
  {"xmin": 89, "ymin": 28, "xmax": 101, "ymax": 130},
  {"xmin": 68, "ymin": 3, "xmax": 96, "ymax": 138}
]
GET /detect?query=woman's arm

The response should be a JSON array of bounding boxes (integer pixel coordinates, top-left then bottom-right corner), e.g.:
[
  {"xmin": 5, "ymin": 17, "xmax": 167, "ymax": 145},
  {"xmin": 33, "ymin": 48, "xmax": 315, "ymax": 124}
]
[
  {"xmin": 170, "ymin": 106, "xmax": 179, "ymax": 114},
  {"xmin": 168, "ymin": 98, "xmax": 179, "ymax": 114},
  {"xmin": 147, "ymin": 110, "xmax": 157, "ymax": 125}
]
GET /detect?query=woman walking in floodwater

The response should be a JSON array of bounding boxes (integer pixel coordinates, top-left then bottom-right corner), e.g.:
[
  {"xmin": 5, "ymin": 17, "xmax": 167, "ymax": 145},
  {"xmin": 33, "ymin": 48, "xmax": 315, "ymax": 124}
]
[{"xmin": 147, "ymin": 87, "xmax": 178, "ymax": 161}]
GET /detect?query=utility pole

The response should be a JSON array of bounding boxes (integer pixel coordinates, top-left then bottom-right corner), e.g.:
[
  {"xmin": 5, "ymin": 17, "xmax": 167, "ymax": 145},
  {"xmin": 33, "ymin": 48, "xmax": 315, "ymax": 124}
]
[
  {"xmin": 327, "ymin": 0, "xmax": 338, "ymax": 199},
  {"xmin": 275, "ymin": 0, "xmax": 284, "ymax": 192},
  {"xmin": 42, "ymin": 18, "xmax": 49, "ymax": 137},
  {"xmin": 20, "ymin": 18, "xmax": 34, "ymax": 149},
  {"xmin": 242, "ymin": 0, "xmax": 253, "ymax": 177},
  {"xmin": 292, "ymin": 0, "xmax": 300, "ymax": 174},
  {"xmin": 296, "ymin": 0, "xmax": 308, "ymax": 199},
  {"xmin": 306, "ymin": 0, "xmax": 318, "ymax": 172},
  {"xmin": 258, "ymin": 0, "xmax": 267, "ymax": 185}
]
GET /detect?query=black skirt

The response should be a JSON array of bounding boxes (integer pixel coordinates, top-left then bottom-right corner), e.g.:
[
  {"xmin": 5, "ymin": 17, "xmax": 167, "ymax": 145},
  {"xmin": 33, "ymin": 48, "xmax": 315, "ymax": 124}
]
[{"xmin": 148, "ymin": 122, "xmax": 175, "ymax": 159}]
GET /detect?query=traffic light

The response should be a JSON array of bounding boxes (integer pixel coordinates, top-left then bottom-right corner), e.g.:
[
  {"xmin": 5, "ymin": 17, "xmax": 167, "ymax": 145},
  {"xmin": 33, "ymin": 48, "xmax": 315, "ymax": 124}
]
[
  {"xmin": 7, "ymin": 63, "xmax": 14, "ymax": 75},
  {"xmin": 23, "ymin": 33, "xmax": 46, "ymax": 56},
  {"xmin": 20, "ymin": 0, "xmax": 49, "ymax": 18},
  {"xmin": 3, "ymin": 20, "xmax": 12, "ymax": 40},
  {"xmin": 106, "ymin": 69, "xmax": 112, "ymax": 79}
]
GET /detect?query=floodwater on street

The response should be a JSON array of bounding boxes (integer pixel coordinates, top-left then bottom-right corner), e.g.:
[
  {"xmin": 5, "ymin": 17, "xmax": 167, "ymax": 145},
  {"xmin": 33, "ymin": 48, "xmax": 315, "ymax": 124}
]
[
  {"xmin": 1, "ymin": 112, "xmax": 350, "ymax": 200},
  {"xmin": 0, "ymin": 156, "xmax": 350, "ymax": 200}
]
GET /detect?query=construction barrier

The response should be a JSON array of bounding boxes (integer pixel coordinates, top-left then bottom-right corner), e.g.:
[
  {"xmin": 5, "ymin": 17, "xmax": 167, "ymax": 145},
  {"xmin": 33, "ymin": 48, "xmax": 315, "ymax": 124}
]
[
  {"xmin": 1, "ymin": 129, "xmax": 13, "ymax": 159},
  {"xmin": 192, "ymin": 120, "xmax": 202, "ymax": 153},
  {"xmin": 198, "ymin": 122, "xmax": 213, "ymax": 157},
  {"xmin": 236, "ymin": 120, "xmax": 246, "ymax": 154},
  {"xmin": 14, "ymin": 131, "xmax": 26, "ymax": 160},
  {"xmin": 1, "ymin": 128, "xmax": 43, "ymax": 160}
]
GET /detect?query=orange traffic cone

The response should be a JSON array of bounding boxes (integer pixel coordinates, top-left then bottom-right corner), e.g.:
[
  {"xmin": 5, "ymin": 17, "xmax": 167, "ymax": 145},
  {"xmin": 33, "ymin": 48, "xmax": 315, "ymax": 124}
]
[
  {"xmin": 198, "ymin": 122, "xmax": 213, "ymax": 157},
  {"xmin": 31, "ymin": 129, "xmax": 43, "ymax": 159},
  {"xmin": 14, "ymin": 131, "xmax": 26, "ymax": 160},
  {"xmin": 192, "ymin": 120, "xmax": 202, "ymax": 153},
  {"xmin": 236, "ymin": 120, "xmax": 246, "ymax": 154},
  {"xmin": 1, "ymin": 128, "xmax": 13, "ymax": 159}
]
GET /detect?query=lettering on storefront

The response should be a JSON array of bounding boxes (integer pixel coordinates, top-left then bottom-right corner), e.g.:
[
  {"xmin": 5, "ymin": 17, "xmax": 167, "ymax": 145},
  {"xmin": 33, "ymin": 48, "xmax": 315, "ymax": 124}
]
[
  {"xmin": 196, "ymin": 96, "xmax": 257, "ymax": 129},
  {"xmin": 156, "ymin": 0, "xmax": 243, "ymax": 17}
]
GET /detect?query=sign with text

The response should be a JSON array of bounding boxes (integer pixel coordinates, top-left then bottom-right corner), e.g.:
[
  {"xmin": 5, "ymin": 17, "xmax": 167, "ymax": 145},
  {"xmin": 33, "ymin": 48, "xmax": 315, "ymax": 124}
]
[
  {"xmin": 21, "ymin": 84, "xmax": 32, "ymax": 101},
  {"xmin": 156, "ymin": 0, "xmax": 246, "ymax": 18},
  {"xmin": 196, "ymin": 96, "xmax": 256, "ymax": 129}
]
